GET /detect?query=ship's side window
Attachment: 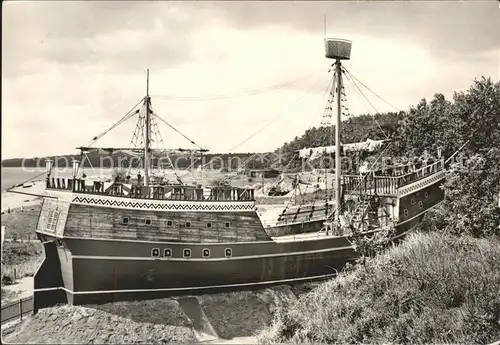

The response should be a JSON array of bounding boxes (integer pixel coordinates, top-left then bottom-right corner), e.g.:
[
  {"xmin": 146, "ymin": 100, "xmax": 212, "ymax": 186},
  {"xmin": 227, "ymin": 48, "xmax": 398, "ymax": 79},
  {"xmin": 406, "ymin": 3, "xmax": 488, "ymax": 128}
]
[
  {"xmin": 164, "ymin": 248, "xmax": 172, "ymax": 257},
  {"xmin": 167, "ymin": 220, "xmax": 173, "ymax": 227},
  {"xmin": 202, "ymin": 248, "xmax": 210, "ymax": 258},
  {"xmin": 404, "ymin": 209, "xmax": 408, "ymax": 217},
  {"xmin": 411, "ymin": 199, "xmax": 416, "ymax": 205},
  {"xmin": 225, "ymin": 248, "xmax": 232, "ymax": 258},
  {"xmin": 185, "ymin": 221, "xmax": 191, "ymax": 228},
  {"xmin": 419, "ymin": 201, "xmax": 424, "ymax": 209},
  {"xmin": 206, "ymin": 222, "xmax": 212, "ymax": 228},
  {"xmin": 424, "ymin": 192, "xmax": 429, "ymax": 199},
  {"xmin": 183, "ymin": 248, "xmax": 191, "ymax": 257},
  {"xmin": 225, "ymin": 222, "xmax": 231, "ymax": 228},
  {"xmin": 151, "ymin": 248, "xmax": 160, "ymax": 257},
  {"xmin": 122, "ymin": 217, "xmax": 129, "ymax": 225},
  {"xmin": 145, "ymin": 218, "xmax": 152, "ymax": 225}
]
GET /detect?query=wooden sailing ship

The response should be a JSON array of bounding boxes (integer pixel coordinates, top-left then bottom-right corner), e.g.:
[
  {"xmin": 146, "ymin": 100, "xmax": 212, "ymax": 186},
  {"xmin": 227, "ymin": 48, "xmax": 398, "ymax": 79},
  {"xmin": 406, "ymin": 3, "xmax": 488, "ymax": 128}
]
[{"xmin": 33, "ymin": 39, "xmax": 447, "ymax": 310}]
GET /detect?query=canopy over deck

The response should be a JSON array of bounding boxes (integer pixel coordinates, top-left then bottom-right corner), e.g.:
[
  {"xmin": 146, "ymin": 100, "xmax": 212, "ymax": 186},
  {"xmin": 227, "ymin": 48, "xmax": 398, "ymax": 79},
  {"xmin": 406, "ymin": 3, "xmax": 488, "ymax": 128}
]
[{"xmin": 297, "ymin": 139, "xmax": 389, "ymax": 160}]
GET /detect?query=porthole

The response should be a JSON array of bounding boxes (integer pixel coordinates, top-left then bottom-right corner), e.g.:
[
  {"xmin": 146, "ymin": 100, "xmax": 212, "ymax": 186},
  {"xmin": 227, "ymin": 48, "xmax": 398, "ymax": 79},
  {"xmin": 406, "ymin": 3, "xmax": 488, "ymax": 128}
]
[
  {"xmin": 164, "ymin": 248, "xmax": 172, "ymax": 257},
  {"xmin": 404, "ymin": 209, "xmax": 408, "ymax": 217},
  {"xmin": 424, "ymin": 192, "xmax": 429, "ymax": 199},
  {"xmin": 186, "ymin": 221, "xmax": 191, "ymax": 228},
  {"xmin": 167, "ymin": 220, "xmax": 173, "ymax": 227},
  {"xmin": 206, "ymin": 222, "xmax": 212, "ymax": 228},
  {"xmin": 183, "ymin": 248, "xmax": 191, "ymax": 258},
  {"xmin": 225, "ymin": 222, "xmax": 231, "ymax": 228},
  {"xmin": 202, "ymin": 248, "xmax": 210, "ymax": 258},
  {"xmin": 225, "ymin": 248, "xmax": 232, "ymax": 257},
  {"xmin": 145, "ymin": 218, "xmax": 152, "ymax": 225},
  {"xmin": 151, "ymin": 248, "xmax": 160, "ymax": 257},
  {"xmin": 122, "ymin": 217, "xmax": 129, "ymax": 225},
  {"xmin": 419, "ymin": 201, "xmax": 424, "ymax": 209},
  {"xmin": 411, "ymin": 199, "xmax": 416, "ymax": 205}
]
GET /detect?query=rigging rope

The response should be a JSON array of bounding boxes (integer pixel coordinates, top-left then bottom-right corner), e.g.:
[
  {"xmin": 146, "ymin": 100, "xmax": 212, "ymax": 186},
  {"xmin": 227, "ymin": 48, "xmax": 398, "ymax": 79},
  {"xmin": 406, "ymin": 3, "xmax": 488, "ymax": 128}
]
[
  {"xmin": 309, "ymin": 70, "xmax": 335, "ymax": 129},
  {"xmin": 342, "ymin": 68, "xmax": 390, "ymax": 140},
  {"xmin": 228, "ymin": 73, "xmax": 328, "ymax": 154},
  {"xmin": 177, "ymin": 70, "xmax": 329, "ymax": 179},
  {"xmin": 151, "ymin": 112, "xmax": 206, "ymax": 151},
  {"xmin": 86, "ymin": 98, "xmax": 144, "ymax": 147},
  {"xmin": 6, "ymin": 171, "xmax": 48, "ymax": 193},
  {"xmin": 342, "ymin": 68, "xmax": 400, "ymax": 112},
  {"xmin": 151, "ymin": 69, "xmax": 324, "ymax": 101},
  {"xmin": 150, "ymin": 113, "xmax": 183, "ymax": 184}
]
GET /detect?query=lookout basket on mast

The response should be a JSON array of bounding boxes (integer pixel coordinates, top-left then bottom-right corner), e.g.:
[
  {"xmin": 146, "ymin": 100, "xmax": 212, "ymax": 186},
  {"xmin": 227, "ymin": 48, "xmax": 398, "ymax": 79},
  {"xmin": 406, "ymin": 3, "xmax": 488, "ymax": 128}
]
[{"xmin": 324, "ymin": 38, "xmax": 352, "ymax": 60}]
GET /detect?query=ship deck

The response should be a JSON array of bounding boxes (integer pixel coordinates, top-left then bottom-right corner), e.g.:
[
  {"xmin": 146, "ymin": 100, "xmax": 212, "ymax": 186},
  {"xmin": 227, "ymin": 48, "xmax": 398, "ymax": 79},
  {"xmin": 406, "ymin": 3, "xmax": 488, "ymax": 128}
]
[{"xmin": 271, "ymin": 231, "xmax": 329, "ymax": 242}]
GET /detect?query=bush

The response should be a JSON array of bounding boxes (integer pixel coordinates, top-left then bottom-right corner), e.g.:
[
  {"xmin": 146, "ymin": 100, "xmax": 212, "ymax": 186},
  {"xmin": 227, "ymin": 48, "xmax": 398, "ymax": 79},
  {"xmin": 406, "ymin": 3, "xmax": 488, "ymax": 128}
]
[{"xmin": 259, "ymin": 232, "xmax": 500, "ymax": 344}]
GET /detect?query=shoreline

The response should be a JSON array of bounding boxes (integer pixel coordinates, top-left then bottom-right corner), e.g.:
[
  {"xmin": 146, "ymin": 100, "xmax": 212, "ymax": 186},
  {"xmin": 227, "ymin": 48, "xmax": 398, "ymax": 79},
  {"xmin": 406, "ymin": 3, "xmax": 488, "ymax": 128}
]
[{"xmin": 1, "ymin": 181, "xmax": 46, "ymax": 213}]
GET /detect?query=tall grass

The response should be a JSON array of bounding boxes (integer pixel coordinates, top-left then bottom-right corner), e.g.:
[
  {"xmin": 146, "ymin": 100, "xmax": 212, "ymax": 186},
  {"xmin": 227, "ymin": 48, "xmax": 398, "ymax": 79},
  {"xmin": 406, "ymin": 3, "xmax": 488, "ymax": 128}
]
[
  {"xmin": 258, "ymin": 232, "xmax": 500, "ymax": 344},
  {"xmin": 2, "ymin": 242, "xmax": 44, "ymax": 284},
  {"xmin": 1, "ymin": 205, "xmax": 41, "ymax": 241}
]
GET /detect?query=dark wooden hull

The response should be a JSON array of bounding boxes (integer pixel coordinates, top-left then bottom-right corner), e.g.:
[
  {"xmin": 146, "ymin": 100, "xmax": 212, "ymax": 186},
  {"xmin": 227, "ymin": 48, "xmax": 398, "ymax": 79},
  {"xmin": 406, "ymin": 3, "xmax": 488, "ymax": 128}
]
[
  {"xmin": 34, "ymin": 214, "xmax": 423, "ymax": 307},
  {"xmin": 34, "ymin": 170, "xmax": 445, "ymax": 309}
]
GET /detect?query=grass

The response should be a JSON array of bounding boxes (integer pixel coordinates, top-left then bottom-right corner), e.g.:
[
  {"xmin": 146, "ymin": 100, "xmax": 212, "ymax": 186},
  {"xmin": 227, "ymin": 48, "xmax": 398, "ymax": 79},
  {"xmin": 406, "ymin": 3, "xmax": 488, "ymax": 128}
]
[
  {"xmin": 1, "ymin": 205, "xmax": 44, "ymax": 284},
  {"xmin": 1, "ymin": 204, "xmax": 41, "ymax": 241},
  {"xmin": 2, "ymin": 242, "xmax": 44, "ymax": 284},
  {"xmin": 258, "ymin": 231, "xmax": 500, "ymax": 345}
]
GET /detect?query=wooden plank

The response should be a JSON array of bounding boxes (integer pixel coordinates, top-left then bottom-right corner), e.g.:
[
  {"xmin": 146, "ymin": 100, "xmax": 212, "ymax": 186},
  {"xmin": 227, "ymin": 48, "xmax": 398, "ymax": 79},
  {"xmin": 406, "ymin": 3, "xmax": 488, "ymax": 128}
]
[{"xmin": 63, "ymin": 204, "xmax": 271, "ymax": 243}]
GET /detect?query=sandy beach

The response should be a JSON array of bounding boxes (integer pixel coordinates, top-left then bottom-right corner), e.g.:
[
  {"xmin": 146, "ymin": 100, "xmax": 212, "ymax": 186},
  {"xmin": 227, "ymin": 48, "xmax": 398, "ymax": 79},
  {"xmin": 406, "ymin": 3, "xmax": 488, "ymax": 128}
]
[{"xmin": 1, "ymin": 181, "xmax": 46, "ymax": 213}]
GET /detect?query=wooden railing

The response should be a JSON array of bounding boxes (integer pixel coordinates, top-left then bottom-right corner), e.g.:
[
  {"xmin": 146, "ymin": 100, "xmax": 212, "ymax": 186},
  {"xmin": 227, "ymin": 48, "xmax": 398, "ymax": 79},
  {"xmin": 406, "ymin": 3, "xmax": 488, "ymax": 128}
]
[
  {"xmin": 46, "ymin": 178, "xmax": 255, "ymax": 201},
  {"xmin": 343, "ymin": 160, "xmax": 445, "ymax": 195}
]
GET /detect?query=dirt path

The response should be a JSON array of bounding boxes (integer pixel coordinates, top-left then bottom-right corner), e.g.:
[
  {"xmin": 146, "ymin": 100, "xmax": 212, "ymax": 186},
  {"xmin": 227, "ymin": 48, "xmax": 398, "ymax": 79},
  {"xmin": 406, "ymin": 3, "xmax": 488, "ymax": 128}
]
[{"xmin": 1, "ymin": 277, "xmax": 33, "ymax": 305}]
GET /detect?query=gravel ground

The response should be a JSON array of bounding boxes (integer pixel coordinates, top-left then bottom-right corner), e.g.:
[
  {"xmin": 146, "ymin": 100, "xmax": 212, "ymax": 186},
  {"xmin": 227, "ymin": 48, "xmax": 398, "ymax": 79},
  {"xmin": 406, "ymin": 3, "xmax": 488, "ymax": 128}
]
[
  {"xmin": 2, "ymin": 305, "xmax": 197, "ymax": 344},
  {"xmin": 199, "ymin": 286, "xmax": 297, "ymax": 340}
]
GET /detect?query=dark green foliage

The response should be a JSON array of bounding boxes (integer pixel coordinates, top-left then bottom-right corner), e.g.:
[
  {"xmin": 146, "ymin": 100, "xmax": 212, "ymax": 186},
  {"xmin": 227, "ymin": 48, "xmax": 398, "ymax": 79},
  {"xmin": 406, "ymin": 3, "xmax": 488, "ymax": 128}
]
[
  {"xmin": 442, "ymin": 147, "xmax": 500, "ymax": 237},
  {"xmin": 259, "ymin": 233, "xmax": 500, "ymax": 345},
  {"xmin": 276, "ymin": 112, "xmax": 403, "ymax": 166}
]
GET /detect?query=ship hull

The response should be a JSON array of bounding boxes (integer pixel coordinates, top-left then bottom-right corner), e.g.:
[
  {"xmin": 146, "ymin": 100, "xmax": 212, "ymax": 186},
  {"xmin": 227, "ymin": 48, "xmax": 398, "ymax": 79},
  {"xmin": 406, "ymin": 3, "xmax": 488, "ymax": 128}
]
[
  {"xmin": 34, "ymin": 166, "xmax": 445, "ymax": 309},
  {"xmin": 34, "ymin": 213, "xmax": 423, "ymax": 307}
]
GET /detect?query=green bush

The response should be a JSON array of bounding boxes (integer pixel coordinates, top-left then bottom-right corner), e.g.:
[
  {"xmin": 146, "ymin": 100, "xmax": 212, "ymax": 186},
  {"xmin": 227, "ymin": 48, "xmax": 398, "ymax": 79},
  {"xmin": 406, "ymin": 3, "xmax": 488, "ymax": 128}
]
[{"xmin": 259, "ymin": 232, "xmax": 500, "ymax": 344}]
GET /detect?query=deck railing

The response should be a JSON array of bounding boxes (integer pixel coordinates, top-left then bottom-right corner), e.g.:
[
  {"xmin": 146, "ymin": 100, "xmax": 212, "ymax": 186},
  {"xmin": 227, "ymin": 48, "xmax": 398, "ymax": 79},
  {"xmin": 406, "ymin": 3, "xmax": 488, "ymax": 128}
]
[
  {"xmin": 46, "ymin": 178, "xmax": 255, "ymax": 202},
  {"xmin": 343, "ymin": 159, "xmax": 445, "ymax": 195}
]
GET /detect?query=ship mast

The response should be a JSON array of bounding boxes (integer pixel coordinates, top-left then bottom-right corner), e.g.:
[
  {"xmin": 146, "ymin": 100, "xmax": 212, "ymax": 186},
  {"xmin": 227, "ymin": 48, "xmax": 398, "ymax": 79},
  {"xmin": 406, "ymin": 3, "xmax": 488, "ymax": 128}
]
[
  {"xmin": 334, "ymin": 60, "xmax": 343, "ymax": 226},
  {"xmin": 325, "ymin": 38, "xmax": 352, "ymax": 229},
  {"xmin": 144, "ymin": 69, "xmax": 151, "ymax": 186}
]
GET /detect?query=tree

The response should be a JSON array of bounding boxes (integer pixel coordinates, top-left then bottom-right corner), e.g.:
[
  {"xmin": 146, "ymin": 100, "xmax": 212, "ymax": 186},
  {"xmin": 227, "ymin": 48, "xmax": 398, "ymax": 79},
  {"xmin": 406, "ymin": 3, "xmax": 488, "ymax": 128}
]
[{"xmin": 442, "ymin": 147, "xmax": 500, "ymax": 237}]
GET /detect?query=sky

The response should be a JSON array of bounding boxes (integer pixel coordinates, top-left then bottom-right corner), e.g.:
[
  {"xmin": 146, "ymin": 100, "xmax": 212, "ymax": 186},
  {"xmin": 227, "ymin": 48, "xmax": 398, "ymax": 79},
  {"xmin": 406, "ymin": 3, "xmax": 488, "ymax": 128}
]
[{"xmin": 2, "ymin": 0, "xmax": 499, "ymax": 159}]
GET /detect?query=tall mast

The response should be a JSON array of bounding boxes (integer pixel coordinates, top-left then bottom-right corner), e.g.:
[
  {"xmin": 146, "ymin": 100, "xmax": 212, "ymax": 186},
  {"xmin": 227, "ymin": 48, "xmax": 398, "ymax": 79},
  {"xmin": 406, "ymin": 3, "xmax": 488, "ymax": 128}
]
[
  {"xmin": 324, "ymin": 38, "xmax": 352, "ymax": 229},
  {"xmin": 144, "ymin": 69, "xmax": 151, "ymax": 186},
  {"xmin": 334, "ymin": 60, "xmax": 343, "ymax": 226}
]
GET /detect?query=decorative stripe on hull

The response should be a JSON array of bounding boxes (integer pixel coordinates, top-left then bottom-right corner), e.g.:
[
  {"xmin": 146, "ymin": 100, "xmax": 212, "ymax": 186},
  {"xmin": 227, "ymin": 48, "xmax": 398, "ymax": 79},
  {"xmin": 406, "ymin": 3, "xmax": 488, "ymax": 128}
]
[
  {"xmin": 71, "ymin": 195, "xmax": 255, "ymax": 212},
  {"xmin": 35, "ymin": 272, "xmax": 337, "ymax": 295}
]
